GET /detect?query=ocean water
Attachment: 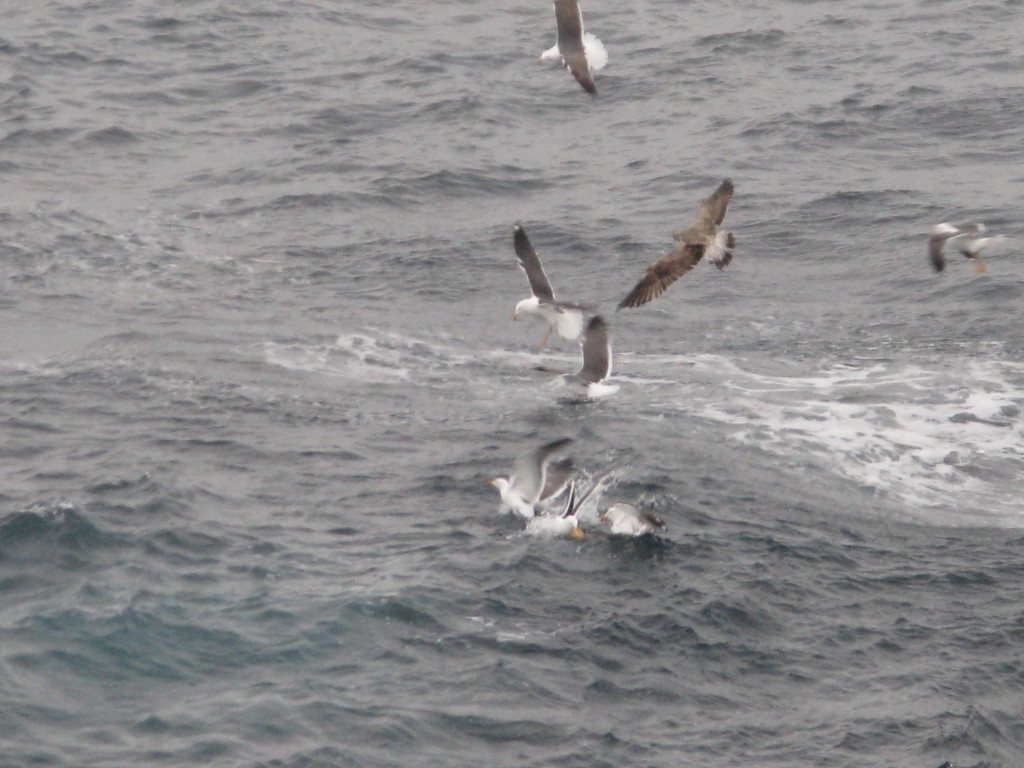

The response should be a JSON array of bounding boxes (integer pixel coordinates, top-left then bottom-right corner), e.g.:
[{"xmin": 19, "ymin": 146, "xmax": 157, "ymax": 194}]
[{"xmin": 2, "ymin": 1, "xmax": 1024, "ymax": 766}]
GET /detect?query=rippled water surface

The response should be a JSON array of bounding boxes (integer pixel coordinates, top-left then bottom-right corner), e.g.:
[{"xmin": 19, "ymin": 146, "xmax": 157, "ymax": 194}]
[{"xmin": 2, "ymin": 1, "xmax": 1024, "ymax": 766}]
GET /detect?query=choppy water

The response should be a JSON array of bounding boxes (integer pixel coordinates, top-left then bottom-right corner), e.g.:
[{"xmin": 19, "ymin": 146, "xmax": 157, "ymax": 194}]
[{"xmin": 2, "ymin": 1, "xmax": 1024, "ymax": 766}]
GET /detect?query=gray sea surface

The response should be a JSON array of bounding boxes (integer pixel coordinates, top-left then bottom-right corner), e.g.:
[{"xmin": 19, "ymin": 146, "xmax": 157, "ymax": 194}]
[{"xmin": 2, "ymin": 1, "xmax": 1024, "ymax": 766}]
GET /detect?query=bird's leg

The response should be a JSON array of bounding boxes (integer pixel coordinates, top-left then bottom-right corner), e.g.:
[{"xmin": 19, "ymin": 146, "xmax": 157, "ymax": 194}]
[
  {"xmin": 974, "ymin": 254, "xmax": 987, "ymax": 274},
  {"xmin": 539, "ymin": 325, "xmax": 552, "ymax": 347}
]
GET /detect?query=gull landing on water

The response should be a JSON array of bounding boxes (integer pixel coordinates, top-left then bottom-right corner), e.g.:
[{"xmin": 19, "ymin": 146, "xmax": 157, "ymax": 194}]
[
  {"xmin": 928, "ymin": 222, "xmax": 1006, "ymax": 274},
  {"xmin": 512, "ymin": 224, "xmax": 585, "ymax": 347},
  {"xmin": 488, "ymin": 437, "xmax": 574, "ymax": 520},
  {"xmin": 619, "ymin": 179, "xmax": 736, "ymax": 309},
  {"xmin": 561, "ymin": 315, "xmax": 619, "ymax": 399},
  {"xmin": 526, "ymin": 472, "xmax": 609, "ymax": 539},
  {"xmin": 539, "ymin": 0, "xmax": 608, "ymax": 95},
  {"xmin": 525, "ymin": 481, "xmax": 585, "ymax": 539}
]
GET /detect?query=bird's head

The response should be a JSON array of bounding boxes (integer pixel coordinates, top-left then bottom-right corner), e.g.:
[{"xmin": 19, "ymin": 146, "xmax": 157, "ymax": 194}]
[
  {"xmin": 487, "ymin": 477, "xmax": 510, "ymax": 494},
  {"xmin": 601, "ymin": 503, "xmax": 634, "ymax": 526},
  {"xmin": 512, "ymin": 297, "xmax": 535, "ymax": 321},
  {"xmin": 930, "ymin": 222, "xmax": 958, "ymax": 237}
]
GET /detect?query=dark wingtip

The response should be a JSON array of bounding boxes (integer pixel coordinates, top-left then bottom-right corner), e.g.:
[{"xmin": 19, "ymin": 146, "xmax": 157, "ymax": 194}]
[
  {"xmin": 618, "ymin": 289, "xmax": 648, "ymax": 310},
  {"xmin": 514, "ymin": 224, "xmax": 530, "ymax": 249},
  {"xmin": 545, "ymin": 436, "xmax": 574, "ymax": 453},
  {"xmin": 562, "ymin": 482, "xmax": 577, "ymax": 518}
]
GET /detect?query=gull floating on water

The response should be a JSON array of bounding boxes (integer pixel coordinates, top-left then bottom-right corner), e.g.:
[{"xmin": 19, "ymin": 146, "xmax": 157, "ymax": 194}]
[
  {"xmin": 526, "ymin": 481, "xmax": 585, "ymax": 539},
  {"xmin": 512, "ymin": 224, "xmax": 585, "ymax": 347},
  {"xmin": 928, "ymin": 222, "xmax": 1005, "ymax": 274},
  {"xmin": 488, "ymin": 437, "xmax": 574, "ymax": 519},
  {"xmin": 526, "ymin": 471, "xmax": 610, "ymax": 538},
  {"xmin": 539, "ymin": 0, "xmax": 608, "ymax": 95},
  {"xmin": 619, "ymin": 179, "xmax": 736, "ymax": 309},
  {"xmin": 600, "ymin": 502, "xmax": 667, "ymax": 536}
]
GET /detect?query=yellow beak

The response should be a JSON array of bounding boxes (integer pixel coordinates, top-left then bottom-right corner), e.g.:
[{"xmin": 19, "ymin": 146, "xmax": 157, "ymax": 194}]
[
  {"xmin": 568, "ymin": 527, "xmax": 585, "ymax": 540},
  {"xmin": 598, "ymin": 514, "xmax": 608, "ymax": 522}
]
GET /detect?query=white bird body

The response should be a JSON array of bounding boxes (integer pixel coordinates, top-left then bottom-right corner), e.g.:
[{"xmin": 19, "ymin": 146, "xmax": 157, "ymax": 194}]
[
  {"xmin": 540, "ymin": 0, "xmax": 607, "ymax": 94},
  {"xmin": 488, "ymin": 438, "xmax": 574, "ymax": 520},
  {"xmin": 489, "ymin": 476, "xmax": 537, "ymax": 519},
  {"xmin": 540, "ymin": 32, "xmax": 608, "ymax": 71},
  {"xmin": 525, "ymin": 511, "xmax": 581, "ymax": 538},
  {"xmin": 512, "ymin": 225, "xmax": 585, "ymax": 346},
  {"xmin": 928, "ymin": 222, "xmax": 1006, "ymax": 273},
  {"xmin": 564, "ymin": 378, "xmax": 620, "ymax": 399},
  {"xmin": 513, "ymin": 296, "xmax": 585, "ymax": 344},
  {"xmin": 525, "ymin": 482, "xmax": 584, "ymax": 539},
  {"xmin": 600, "ymin": 503, "xmax": 667, "ymax": 536},
  {"xmin": 561, "ymin": 315, "xmax": 619, "ymax": 399}
]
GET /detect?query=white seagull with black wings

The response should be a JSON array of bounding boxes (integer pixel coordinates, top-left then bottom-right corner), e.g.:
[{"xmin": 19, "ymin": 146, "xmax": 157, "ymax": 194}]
[
  {"xmin": 539, "ymin": 0, "xmax": 608, "ymax": 95},
  {"xmin": 525, "ymin": 481, "xmax": 585, "ymax": 539},
  {"xmin": 512, "ymin": 224, "xmax": 585, "ymax": 346},
  {"xmin": 562, "ymin": 315, "xmax": 619, "ymax": 399},
  {"xmin": 928, "ymin": 222, "xmax": 1005, "ymax": 274},
  {"xmin": 488, "ymin": 437, "xmax": 574, "ymax": 520},
  {"xmin": 619, "ymin": 179, "xmax": 736, "ymax": 309}
]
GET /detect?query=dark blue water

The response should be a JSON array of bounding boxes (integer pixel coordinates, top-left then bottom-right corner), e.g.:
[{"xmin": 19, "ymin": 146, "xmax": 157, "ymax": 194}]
[{"xmin": 2, "ymin": 2, "xmax": 1023, "ymax": 766}]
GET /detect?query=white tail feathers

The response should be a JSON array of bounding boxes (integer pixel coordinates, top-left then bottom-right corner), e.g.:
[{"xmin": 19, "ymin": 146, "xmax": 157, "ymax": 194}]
[
  {"xmin": 583, "ymin": 33, "xmax": 608, "ymax": 71},
  {"xmin": 556, "ymin": 307, "xmax": 585, "ymax": 342}
]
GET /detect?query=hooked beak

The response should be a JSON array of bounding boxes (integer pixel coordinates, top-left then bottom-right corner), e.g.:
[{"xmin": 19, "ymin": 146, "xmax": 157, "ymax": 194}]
[
  {"xmin": 598, "ymin": 514, "xmax": 608, "ymax": 522},
  {"xmin": 486, "ymin": 479, "xmax": 496, "ymax": 488}
]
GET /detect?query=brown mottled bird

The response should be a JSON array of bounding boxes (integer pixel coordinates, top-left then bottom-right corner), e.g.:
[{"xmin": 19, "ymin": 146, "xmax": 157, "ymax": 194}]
[
  {"xmin": 618, "ymin": 179, "xmax": 736, "ymax": 309},
  {"xmin": 539, "ymin": 0, "xmax": 608, "ymax": 95}
]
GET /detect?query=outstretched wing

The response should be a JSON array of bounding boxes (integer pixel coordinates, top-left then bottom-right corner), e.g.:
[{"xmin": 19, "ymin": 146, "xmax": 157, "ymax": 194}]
[
  {"xmin": 578, "ymin": 315, "xmax": 612, "ymax": 383},
  {"xmin": 675, "ymin": 178, "xmax": 734, "ymax": 241},
  {"xmin": 553, "ymin": 0, "xmax": 597, "ymax": 94},
  {"xmin": 513, "ymin": 225, "xmax": 556, "ymax": 302},
  {"xmin": 928, "ymin": 234, "xmax": 949, "ymax": 272},
  {"xmin": 513, "ymin": 437, "xmax": 573, "ymax": 503},
  {"xmin": 927, "ymin": 224, "xmax": 981, "ymax": 272},
  {"xmin": 540, "ymin": 457, "xmax": 575, "ymax": 501},
  {"xmin": 618, "ymin": 243, "xmax": 705, "ymax": 309}
]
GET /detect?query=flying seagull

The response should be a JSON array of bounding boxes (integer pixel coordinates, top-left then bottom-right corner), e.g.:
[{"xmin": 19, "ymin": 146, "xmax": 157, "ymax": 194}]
[
  {"xmin": 563, "ymin": 315, "xmax": 619, "ymax": 398},
  {"xmin": 488, "ymin": 437, "xmax": 574, "ymax": 519},
  {"xmin": 539, "ymin": 0, "xmax": 608, "ymax": 95},
  {"xmin": 512, "ymin": 224, "xmax": 585, "ymax": 346},
  {"xmin": 928, "ymin": 222, "xmax": 1005, "ymax": 274},
  {"xmin": 600, "ymin": 502, "xmax": 667, "ymax": 536},
  {"xmin": 618, "ymin": 179, "xmax": 736, "ymax": 309}
]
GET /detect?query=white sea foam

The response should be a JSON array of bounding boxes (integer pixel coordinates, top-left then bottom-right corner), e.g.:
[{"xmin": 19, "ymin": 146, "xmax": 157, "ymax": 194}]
[
  {"xmin": 263, "ymin": 334, "xmax": 413, "ymax": 383},
  {"xmin": 632, "ymin": 351, "xmax": 1024, "ymax": 523}
]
